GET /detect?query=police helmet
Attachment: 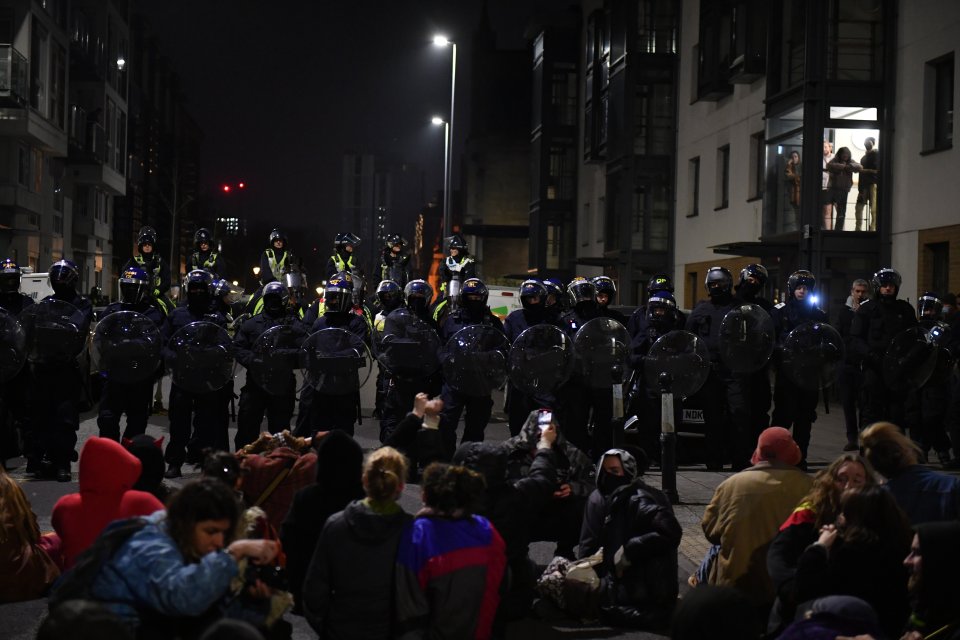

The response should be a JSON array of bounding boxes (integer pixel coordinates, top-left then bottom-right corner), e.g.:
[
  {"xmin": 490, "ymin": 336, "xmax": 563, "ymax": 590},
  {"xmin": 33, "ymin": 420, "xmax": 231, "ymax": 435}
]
[
  {"xmin": 704, "ymin": 267, "xmax": 733, "ymax": 296},
  {"xmin": 917, "ymin": 292, "xmax": 942, "ymax": 319},
  {"xmin": 0, "ymin": 258, "xmax": 21, "ymax": 293},
  {"xmin": 334, "ymin": 232, "xmax": 361, "ymax": 249},
  {"xmin": 646, "ymin": 292, "xmax": 679, "ymax": 331},
  {"xmin": 385, "ymin": 234, "xmax": 406, "ymax": 249},
  {"xmin": 447, "ymin": 234, "xmax": 468, "ymax": 252},
  {"xmin": 871, "ymin": 268, "xmax": 901, "ymax": 298},
  {"xmin": 592, "ymin": 276, "xmax": 617, "ymax": 304},
  {"xmin": 648, "ymin": 274, "xmax": 675, "ymax": 295},
  {"xmin": 568, "ymin": 277, "xmax": 597, "ymax": 306},
  {"xmin": 118, "ymin": 266, "xmax": 150, "ymax": 304},
  {"xmin": 261, "ymin": 281, "xmax": 288, "ymax": 315},
  {"xmin": 376, "ymin": 279, "xmax": 403, "ymax": 311},
  {"xmin": 194, "ymin": 228, "xmax": 213, "ymax": 249},
  {"xmin": 461, "ymin": 278, "xmax": 488, "ymax": 304},
  {"xmin": 519, "ymin": 279, "xmax": 547, "ymax": 311},
  {"xmin": 787, "ymin": 270, "xmax": 817, "ymax": 296},
  {"xmin": 739, "ymin": 264, "xmax": 769, "ymax": 288},
  {"xmin": 404, "ymin": 279, "xmax": 434, "ymax": 309},
  {"xmin": 269, "ymin": 228, "xmax": 287, "ymax": 246},
  {"xmin": 542, "ymin": 278, "xmax": 565, "ymax": 308},
  {"xmin": 185, "ymin": 269, "xmax": 215, "ymax": 296},
  {"xmin": 137, "ymin": 226, "xmax": 158, "ymax": 252},
  {"xmin": 325, "ymin": 271, "xmax": 355, "ymax": 313},
  {"xmin": 49, "ymin": 260, "xmax": 80, "ymax": 294}
]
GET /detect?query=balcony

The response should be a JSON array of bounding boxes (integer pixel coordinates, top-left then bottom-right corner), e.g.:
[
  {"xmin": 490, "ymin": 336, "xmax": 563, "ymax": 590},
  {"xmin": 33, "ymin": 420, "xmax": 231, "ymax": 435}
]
[{"xmin": 0, "ymin": 45, "xmax": 27, "ymax": 108}]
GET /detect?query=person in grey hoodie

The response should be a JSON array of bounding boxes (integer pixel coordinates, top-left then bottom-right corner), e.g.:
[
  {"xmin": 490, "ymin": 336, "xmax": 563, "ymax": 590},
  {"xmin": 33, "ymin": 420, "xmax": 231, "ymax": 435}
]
[{"xmin": 302, "ymin": 446, "xmax": 412, "ymax": 639}]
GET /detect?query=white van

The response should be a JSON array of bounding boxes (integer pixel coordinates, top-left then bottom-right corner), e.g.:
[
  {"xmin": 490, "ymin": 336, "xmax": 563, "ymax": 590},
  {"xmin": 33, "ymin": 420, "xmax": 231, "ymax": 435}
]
[
  {"xmin": 487, "ymin": 285, "xmax": 524, "ymax": 322},
  {"xmin": 19, "ymin": 272, "xmax": 54, "ymax": 302}
]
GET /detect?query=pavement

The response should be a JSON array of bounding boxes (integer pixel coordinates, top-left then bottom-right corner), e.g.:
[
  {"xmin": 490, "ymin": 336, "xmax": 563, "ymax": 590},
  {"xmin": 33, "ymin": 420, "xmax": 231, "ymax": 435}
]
[{"xmin": 3, "ymin": 371, "xmax": 953, "ymax": 639}]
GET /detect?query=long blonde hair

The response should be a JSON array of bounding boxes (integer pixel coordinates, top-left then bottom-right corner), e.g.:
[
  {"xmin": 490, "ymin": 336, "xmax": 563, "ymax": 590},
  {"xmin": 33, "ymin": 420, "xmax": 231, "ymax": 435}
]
[
  {"xmin": 0, "ymin": 466, "xmax": 41, "ymax": 546},
  {"xmin": 861, "ymin": 421, "xmax": 920, "ymax": 477},
  {"xmin": 363, "ymin": 447, "xmax": 408, "ymax": 502}
]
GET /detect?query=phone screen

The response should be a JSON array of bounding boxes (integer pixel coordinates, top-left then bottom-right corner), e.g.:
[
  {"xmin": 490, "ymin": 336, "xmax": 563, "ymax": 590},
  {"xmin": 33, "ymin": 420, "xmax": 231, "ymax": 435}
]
[{"xmin": 537, "ymin": 411, "xmax": 552, "ymax": 430}]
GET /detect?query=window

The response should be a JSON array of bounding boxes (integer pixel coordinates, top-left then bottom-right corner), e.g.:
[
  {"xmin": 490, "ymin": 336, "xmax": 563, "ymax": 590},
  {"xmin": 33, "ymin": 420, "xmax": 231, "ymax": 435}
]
[
  {"xmin": 32, "ymin": 148, "xmax": 43, "ymax": 193},
  {"xmin": 928, "ymin": 242, "xmax": 949, "ymax": 296},
  {"xmin": 827, "ymin": 0, "xmax": 884, "ymax": 82},
  {"xmin": 924, "ymin": 53, "xmax": 954, "ymax": 152},
  {"xmin": 716, "ymin": 145, "xmax": 730, "ymax": 209},
  {"xmin": 749, "ymin": 132, "xmax": 764, "ymax": 199},
  {"xmin": 29, "ymin": 20, "xmax": 47, "ymax": 114},
  {"xmin": 550, "ymin": 66, "xmax": 577, "ymax": 127},
  {"xmin": 547, "ymin": 144, "xmax": 575, "ymax": 200},
  {"xmin": 688, "ymin": 157, "xmax": 700, "ymax": 216},
  {"xmin": 637, "ymin": 0, "xmax": 679, "ymax": 54},
  {"xmin": 50, "ymin": 44, "xmax": 65, "ymax": 129}
]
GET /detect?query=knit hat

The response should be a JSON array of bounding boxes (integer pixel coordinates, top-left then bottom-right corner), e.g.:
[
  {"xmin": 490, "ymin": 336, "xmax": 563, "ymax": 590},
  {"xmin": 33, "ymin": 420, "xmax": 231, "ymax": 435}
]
[{"xmin": 750, "ymin": 426, "xmax": 802, "ymax": 466}]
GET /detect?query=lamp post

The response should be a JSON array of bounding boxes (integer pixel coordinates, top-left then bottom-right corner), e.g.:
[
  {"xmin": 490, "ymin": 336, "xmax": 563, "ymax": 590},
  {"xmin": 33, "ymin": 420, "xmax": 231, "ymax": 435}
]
[
  {"xmin": 431, "ymin": 116, "xmax": 450, "ymax": 244},
  {"xmin": 433, "ymin": 35, "xmax": 456, "ymax": 240}
]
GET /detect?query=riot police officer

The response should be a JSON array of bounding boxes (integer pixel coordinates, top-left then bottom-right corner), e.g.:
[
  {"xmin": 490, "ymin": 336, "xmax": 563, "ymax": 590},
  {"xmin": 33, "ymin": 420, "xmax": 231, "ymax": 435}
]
[
  {"xmin": 233, "ymin": 281, "xmax": 301, "ymax": 449},
  {"xmin": 162, "ymin": 269, "xmax": 230, "ymax": 478},
  {"xmin": 591, "ymin": 276, "xmax": 627, "ymax": 325},
  {"xmin": 733, "ymin": 263, "xmax": 775, "ymax": 449},
  {"xmin": 849, "ymin": 268, "xmax": 917, "ymax": 429},
  {"xmin": 260, "ymin": 228, "xmax": 291, "ymax": 286},
  {"xmin": 504, "ymin": 279, "xmax": 552, "ymax": 435},
  {"xmin": 325, "ymin": 232, "xmax": 361, "ymax": 281},
  {"xmin": 188, "ymin": 228, "xmax": 224, "ymax": 278},
  {"xmin": 437, "ymin": 277, "xmax": 505, "ymax": 455},
  {"xmin": 685, "ymin": 267, "xmax": 749, "ymax": 471},
  {"xmin": 910, "ymin": 292, "xmax": 955, "ymax": 464},
  {"xmin": 627, "ymin": 274, "xmax": 685, "ymax": 341},
  {"xmin": 835, "ymin": 278, "xmax": 870, "ymax": 450},
  {"xmin": 770, "ymin": 270, "xmax": 829, "ymax": 468},
  {"xmin": 433, "ymin": 234, "xmax": 477, "ymax": 323},
  {"xmin": 29, "ymin": 260, "xmax": 93, "ymax": 481},
  {"xmin": 372, "ymin": 279, "xmax": 404, "ymax": 418},
  {"xmin": 404, "ymin": 279, "xmax": 437, "ymax": 327},
  {"xmin": 734, "ymin": 264, "xmax": 774, "ymax": 312},
  {"xmin": 542, "ymin": 278, "xmax": 566, "ymax": 324},
  {"xmin": 380, "ymin": 234, "xmax": 410, "ymax": 287},
  {"xmin": 295, "ymin": 271, "xmax": 370, "ymax": 437},
  {"xmin": 96, "ymin": 267, "xmax": 165, "ymax": 442},
  {"xmin": 125, "ymin": 226, "xmax": 172, "ymax": 315},
  {"xmin": 0, "ymin": 258, "xmax": 33, "ymax": 467}
]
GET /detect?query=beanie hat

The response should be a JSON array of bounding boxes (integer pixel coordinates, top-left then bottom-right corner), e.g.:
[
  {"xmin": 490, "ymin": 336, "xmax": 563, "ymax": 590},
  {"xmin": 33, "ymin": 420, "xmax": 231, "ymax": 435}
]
[{"xmin": 750, "ymin": 426, "xmax": 802, "ymax": 466}]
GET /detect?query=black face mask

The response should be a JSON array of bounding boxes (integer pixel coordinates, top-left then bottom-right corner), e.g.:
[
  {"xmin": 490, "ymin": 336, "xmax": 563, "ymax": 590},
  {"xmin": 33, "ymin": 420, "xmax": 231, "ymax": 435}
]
[
  {"xmin": 188, "ymin": 292, "xmax": 211, "ymax": 312},
  {"xmin": 408, "ymin": 297, "xmax": 428, "ymax": 315},
  {"xmin": 739, "ymin": 281, "xmax": 759, "ymax": 298},
  {"xmin": 52, "ymin": 283, "xmax": 76, "ymax": 299},
  {"xmin": 263, "ymin": 298, "xmax": 285, "ymax": 317},
  {"xmin": 463, "ymin": 298, "xmax": 486, "ymax": 318},
  {"xmin": 598, "ymin": 471, "xmax": 631, "ymax": 496}
]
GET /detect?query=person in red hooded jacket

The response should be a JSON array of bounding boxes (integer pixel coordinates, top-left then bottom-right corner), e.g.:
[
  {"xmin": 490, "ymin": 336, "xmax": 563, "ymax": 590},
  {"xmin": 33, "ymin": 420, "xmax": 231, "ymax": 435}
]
[{"xmin": 51, "ymin": 437, "xmax": 165, "ymax": 569}]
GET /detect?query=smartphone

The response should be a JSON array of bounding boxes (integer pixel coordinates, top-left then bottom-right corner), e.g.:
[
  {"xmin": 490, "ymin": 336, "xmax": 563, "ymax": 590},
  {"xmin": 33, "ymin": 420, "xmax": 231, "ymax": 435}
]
[{"xmin": 537, "ymin": 410, "xmax": 552, "ymax": 431}]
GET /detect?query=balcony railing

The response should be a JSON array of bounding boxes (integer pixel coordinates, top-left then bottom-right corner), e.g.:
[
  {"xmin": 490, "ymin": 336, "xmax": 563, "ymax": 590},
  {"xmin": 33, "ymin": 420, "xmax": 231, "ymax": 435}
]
[{"xmin": 0, "ymin": 45, "xmax": 28, "ymax": 107}]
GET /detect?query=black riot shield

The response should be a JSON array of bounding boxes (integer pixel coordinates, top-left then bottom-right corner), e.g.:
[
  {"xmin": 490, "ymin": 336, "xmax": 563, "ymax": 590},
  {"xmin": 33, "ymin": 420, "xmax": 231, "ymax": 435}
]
[
  {"xmin": 377, "ymin": 312, "xmax": 441, "ymax": 380},
  {"xmin": 0, "ymin": 308, "xmax": 26, "ymax": 382},
  {"xmin": 93, "ymin": 311, "xmax": 162, "ymax": 383},
  {"xmin": 441, "ymin": 325, "xmax": 509, "ymax": 397},
  {"xmin": 300, "ymin": 328, "xmax": 373, "ymax": 395},
  {"xmin": 19, "ymin": 299, "xmax": 87, "ymax": 365},
  {"xmin": 250, "ymin": 323, "xmax": 309, "ymax": 396},
  {"xmin": 166, "ymin": 321, "xmax": 234, "ymax": 392},
  {"xmin": 573, "ymin": 317, "xmax": 632, "ymax": 389},
  {"xmin": 719, "ymin": 303, "xmax": 775, "ymax": 373},
  {"xmin": 883, "ymin": 326, "xmax": 938, "ymax": 391},
  {"xmin": 781, "ymin": 322, "xmax": 845, "ymax": 391},
  {"xmin": 508, "ymin": 324, "xmax": 574, "ymax": 396},
  {"xmin": 643, "ymin": 330, "xmax": 711, "ymax": 399}
]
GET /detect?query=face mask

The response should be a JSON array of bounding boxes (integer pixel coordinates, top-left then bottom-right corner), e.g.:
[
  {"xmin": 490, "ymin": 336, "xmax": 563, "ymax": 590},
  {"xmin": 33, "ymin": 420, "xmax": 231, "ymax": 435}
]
[
  {"xmin": 598, "ymin": 471, "xmax": 631, "ymax": 495},
  {"xmin": 739, "ymin": 280, "xmax": 759, "ymax": 297},
  {"xmin": 52, "ymin": 283, "xmax": 75, "ymax": 299},
  {"xmin": 464, "ymin": 298, "xmax": 486, "ymax": 317},
  {"xmin": 408, "ymin": 297, "xmax": 427, "ymax": 314},
  {"xmin": 263, "ymin": 298, "xmax": 285, "ymax": 317},
  {"xmin": 188, "ymin": 292, "xmax": 211, "ymax": 311}
]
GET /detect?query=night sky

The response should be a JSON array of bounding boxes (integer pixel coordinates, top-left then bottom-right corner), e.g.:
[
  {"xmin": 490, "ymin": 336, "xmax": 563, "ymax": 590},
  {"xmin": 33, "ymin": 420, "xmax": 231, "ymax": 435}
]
[{"xmin": 138, "ymin": 0, "xmax": 559, "ymax": 235}]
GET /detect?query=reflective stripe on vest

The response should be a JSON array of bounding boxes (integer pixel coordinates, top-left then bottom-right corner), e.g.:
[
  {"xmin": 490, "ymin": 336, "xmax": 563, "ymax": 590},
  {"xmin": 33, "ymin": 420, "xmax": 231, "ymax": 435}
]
[{"xmin": 265, "ymin": 248, "xmax": 288, "ymax": 280}]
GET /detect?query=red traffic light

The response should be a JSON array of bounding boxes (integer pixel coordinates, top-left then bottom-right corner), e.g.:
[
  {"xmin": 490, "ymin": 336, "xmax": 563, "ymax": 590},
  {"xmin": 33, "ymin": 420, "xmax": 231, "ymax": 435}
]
[
  {"xmin": 238, "ymin": 182, "xmax": 246, "ymax": 189},
  {"xmin": 222, "ymin": 184, "xmax": 231, "ymax": 193}
]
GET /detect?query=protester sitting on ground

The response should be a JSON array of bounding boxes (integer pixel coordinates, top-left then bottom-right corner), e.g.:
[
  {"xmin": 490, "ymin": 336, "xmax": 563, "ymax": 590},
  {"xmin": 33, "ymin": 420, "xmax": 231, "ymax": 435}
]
[
  {"xmin": 699, "ymin": 427, "xmax": 812, "ymax": 624},
  {"xmin": 0, "ymin": 465, "xmax": 59, "ymax": 602},
  {"xmin": 395, "ymin": 462, "xmax": 506, "ymax": 640},
  {"xmin": 123, "ymin": 434, "xmax": 172, "ymax": 503},
  {"xmin": 381, "ymin": 392, "xmax": 446, "ymax": 474},
  {"xmin": 237, "ymin": 430, "xmax": 318, "ymax": 531},
  {"xmin": 579, "ymin": 447, "xmax": 682, "ymax": 629},
  {"xmin": 902, "ymin": 521, "xmax": 960, "ymax": 639},
  {"xmin": 279, "ymin": 430, "xmax": 363, "ymax": 613},
  {"xmin": 302, "ymin": 447, "xmax": 413, "ymax": 639},
  {"xmin": 670, "ymin": 585, "xmax": 762, "ymax": 640},
  {"xmin": 505, "ymin": 410, "xmax": 595, "ymax": 560},
  {"xmin": 38, "ymin": 600, "xmax": 134, "ymax": 640},
  {"xmin": 776, "ymin": 595, "xmax": 885, "ymax": 640},
  {"xmin": 453, "ymin": 418, "xmax": 559, "ymax": 628},
  {"xmin": 83, "ymin": 478, "xmax": 280, "ymax": 636},
  {"xmin": 861, "ymin": 421, "xmax": 960, "ymax": 523},
  {"xmin": 51, "ymin": 437, "xmax": 165, "ymax": 569},
  {"xmin": 793, "ymin": 485, "xmax": 912, "ymax": 637},
  {"xmin": 767, "ymin": 453, "xmax": 877, "ymax": 631}
]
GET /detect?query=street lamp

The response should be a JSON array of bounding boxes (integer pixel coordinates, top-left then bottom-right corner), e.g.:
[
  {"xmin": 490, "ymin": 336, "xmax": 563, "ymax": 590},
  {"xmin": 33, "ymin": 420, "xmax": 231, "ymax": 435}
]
[
  {"xmin": 252, "ymin": 266, "xmax": 261, "ymax": 277},
  {"xmin": 431, "ymin": 116, "xmax": 450, "ymax": 242},
  {"xmin": 432, "ymin": 34, "xmax": 457, "ymax": 240}
]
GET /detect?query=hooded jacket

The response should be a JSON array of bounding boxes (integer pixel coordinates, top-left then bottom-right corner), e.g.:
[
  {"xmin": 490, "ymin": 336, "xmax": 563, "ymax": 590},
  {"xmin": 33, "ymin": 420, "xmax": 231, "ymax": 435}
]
[
  {"xmin": 302, "ymin": 500, "xmax": 412, "ymax": 639},
  {"xmin": 280, "ymin": 431, "xmax": 364, "ymax": 610},
  {"xmin": 51, "ymin": 437, "xmax": 165, "ymax": 569}
]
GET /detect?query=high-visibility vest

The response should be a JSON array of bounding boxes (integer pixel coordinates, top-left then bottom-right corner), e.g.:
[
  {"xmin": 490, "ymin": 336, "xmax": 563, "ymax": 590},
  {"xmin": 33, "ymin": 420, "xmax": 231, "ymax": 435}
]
[{"xmin": 265, "ymin": 249, "xmax": 288, "ymax": 280}]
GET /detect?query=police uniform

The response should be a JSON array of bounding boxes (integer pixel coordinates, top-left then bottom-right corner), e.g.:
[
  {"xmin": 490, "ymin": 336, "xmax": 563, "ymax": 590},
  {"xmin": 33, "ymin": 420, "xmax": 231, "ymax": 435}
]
[
  {"xmin": 433, "ymin": 254, "xmax": 477, "ymax": 323},
  {"xmin": 380, "ymin": 249, "xmax": 411, "ymax": 288},
  {"xmin": 124, "ymin": 254, "xmax": 172, "ymax": 314},
  {"xmin": 188, "ymin": 250, "xmax": 224, "ymax": 279},
  {"xmin": 0, "ymin": 291, "xmax": 33, "ymax": 465},
  {"xmin": 96, "ymin": 301, "xmax": 165, "ymax": 441},
  {"xmin": 733, "ymin": 285, "xmax": 775, "ymax": 451},
  {"xmin": 260, "ymin": 247, "xmax": 290, "ymax": 286},
  {"xmin": 907, "ymin": 316, "xmax": 956, "ymax": 461},
  {"xmin": 324, "ymin": 250, "xmax": 357, "ymax": 281}
]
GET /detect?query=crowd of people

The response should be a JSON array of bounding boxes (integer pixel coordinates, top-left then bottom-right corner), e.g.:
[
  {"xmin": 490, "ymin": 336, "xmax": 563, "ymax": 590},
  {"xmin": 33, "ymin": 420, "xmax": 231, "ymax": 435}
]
[{"xmin": 1, "ymin": 228, "xmax": 960, "ymax": 639}]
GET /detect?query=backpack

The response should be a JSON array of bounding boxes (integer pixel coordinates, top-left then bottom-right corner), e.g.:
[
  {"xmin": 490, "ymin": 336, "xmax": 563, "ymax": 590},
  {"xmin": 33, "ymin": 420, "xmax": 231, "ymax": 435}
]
[{"xmin": 48, "ymin": 517, "xmax": 148, "ymax": 609}]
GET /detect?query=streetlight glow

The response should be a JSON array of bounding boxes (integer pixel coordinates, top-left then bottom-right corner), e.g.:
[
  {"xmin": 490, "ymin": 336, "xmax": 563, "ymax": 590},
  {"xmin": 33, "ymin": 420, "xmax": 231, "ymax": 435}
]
[
  {"xmin": 431, "ymin": 116, "xmax": 445, "ymax": 125},
  {"xmin": 252, "ymin": 266, "xmax": 261, "ymax": 276},
  {"xmin": 433, "ymin": 35, "xmax": 450, "ymax": 47}
]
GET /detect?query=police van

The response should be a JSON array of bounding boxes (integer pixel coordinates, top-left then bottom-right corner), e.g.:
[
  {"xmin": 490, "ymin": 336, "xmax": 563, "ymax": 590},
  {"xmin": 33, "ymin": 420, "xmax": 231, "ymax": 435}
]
[
  {"xmin": 486, "ymin": 285, "xmax": 524, "ymax": 323},
  {"xmin": 19, "ymin": 270, "xmax": 54, "ymax": 302}
]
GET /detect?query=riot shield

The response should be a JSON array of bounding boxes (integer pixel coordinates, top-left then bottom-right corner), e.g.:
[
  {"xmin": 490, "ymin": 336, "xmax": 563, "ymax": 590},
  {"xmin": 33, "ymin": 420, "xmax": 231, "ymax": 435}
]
[
  {"xmin": 377, "ymin": 311, "xmax": 441, "ymax": 380},
  {"xmin": 573, "ymin": 317, "xmax": 632, "ymax": 389},
  {"xmin": 719, "ymin": 303, "xmax": 775, "ymax": 373},
  {"xmin": 19, "ymin": 299, "xmax": 87, "ymax": 364},
  {"xmin": 0, "ymin": 308, "xmax": 26, "ymax": 382},
  {"xmin": 643, "ymin": 330, "xmax": 711, "ymax": 399},
  {"xmin": 441, "ymin": 325, "xmax": 509, "ymax": 397},
  {"xmin": 781, "ymin": 322, "xmax": 845, "ymax": 391},
  {"xmin": 249, "ymin": 322, "xmax": 309, "ymax": 396},
  {"xmin": 166, "ymin": 321, "xmax": 235, "ymax": 392},
  {"xmin": 508, "ymin": 324, "xmax": 574, "ymax": 395},
  {"xmin": 300, "ymin": 328, "xmax": 373, "ymax": 394},
  {"xmin": 883, "ymin": 326, "xmax": 938, "ymax": 391},
  {"xmin": 92, "ymin": 311, "xmax": 162, "ymax": 383}
]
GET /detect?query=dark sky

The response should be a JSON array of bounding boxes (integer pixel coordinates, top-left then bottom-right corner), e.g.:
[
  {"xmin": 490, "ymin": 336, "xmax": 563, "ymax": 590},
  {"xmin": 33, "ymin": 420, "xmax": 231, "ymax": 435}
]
[{"xmin": 137, "ymin": 0, "xmax": 559, "ymax": 230}]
